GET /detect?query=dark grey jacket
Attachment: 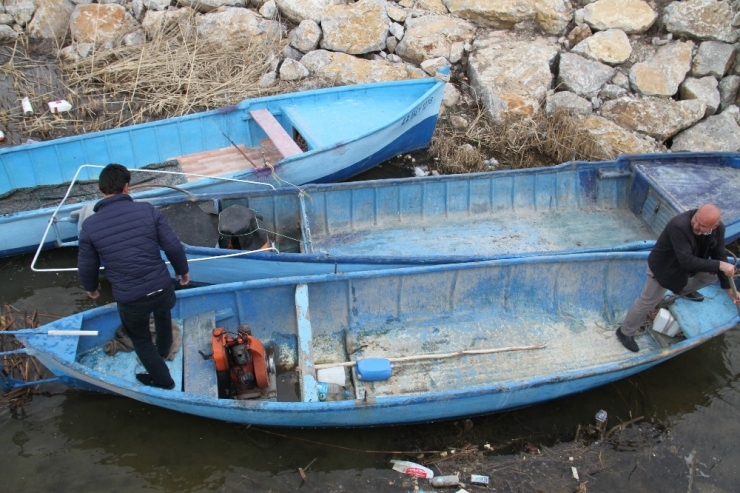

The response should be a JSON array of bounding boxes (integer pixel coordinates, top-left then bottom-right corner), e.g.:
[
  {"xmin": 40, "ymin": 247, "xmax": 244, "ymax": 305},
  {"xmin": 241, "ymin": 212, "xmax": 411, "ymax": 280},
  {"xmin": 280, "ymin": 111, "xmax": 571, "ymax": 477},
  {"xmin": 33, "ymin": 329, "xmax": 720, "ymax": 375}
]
[
  {"xmin": 78, "ymin": 194, "xmax": 189, "ymax": 303},
  {"xmin": 648, "ymin": 209, "xmax": 730, "ymax": 294}
]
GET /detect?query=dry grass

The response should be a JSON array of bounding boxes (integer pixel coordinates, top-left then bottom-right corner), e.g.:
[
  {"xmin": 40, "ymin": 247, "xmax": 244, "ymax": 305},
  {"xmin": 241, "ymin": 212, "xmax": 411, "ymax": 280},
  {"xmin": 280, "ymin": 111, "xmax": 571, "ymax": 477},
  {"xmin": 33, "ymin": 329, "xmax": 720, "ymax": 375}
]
[
  {"xmin": 0, "ymin": 304, "xmax": 44, "ymax": 411},
  {"xmin": 61, "ymin": 11, "xmax": 288, "ymax": 122},
  {"xmin": 430, "ymin": 101, "xmax": 610, "ymax": 173},
  {"xmin": 1, "ymin": 10, "xmax": 289, "ymax": 143}
]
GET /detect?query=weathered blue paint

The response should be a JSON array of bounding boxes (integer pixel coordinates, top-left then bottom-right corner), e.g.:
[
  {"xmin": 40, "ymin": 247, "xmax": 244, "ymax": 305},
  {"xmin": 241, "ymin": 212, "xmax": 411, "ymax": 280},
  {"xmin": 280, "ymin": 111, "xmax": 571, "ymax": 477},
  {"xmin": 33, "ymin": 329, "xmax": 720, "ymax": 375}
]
[
  {"xmin": 14, "ymin": 251, "xmax": 740, "ymax": 427},
  {"xmin": 0, "ymin": 77, "xmax": 446, "ymax": 257},
  {"xmin": 174, "ymin": 151, "xmax": 740, "ymax": 283}
]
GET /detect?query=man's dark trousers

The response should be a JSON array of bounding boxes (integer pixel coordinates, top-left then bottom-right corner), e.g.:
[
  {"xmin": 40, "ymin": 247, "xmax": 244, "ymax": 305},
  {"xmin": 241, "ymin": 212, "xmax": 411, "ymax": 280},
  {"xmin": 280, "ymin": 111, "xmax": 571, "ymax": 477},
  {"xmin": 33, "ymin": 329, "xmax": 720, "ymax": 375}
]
[{"xmin": 117, "ymin": 284, "xmax": 176, "ymax": 387}]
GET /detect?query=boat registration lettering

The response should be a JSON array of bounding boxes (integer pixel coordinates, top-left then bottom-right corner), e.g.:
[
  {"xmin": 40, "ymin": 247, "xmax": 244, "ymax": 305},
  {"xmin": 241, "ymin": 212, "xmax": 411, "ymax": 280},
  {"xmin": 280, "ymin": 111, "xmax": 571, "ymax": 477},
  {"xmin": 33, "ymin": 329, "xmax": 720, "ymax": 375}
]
[{"xmin": 401, "ymin": 96, "xmax": 435, "ymax": 126}]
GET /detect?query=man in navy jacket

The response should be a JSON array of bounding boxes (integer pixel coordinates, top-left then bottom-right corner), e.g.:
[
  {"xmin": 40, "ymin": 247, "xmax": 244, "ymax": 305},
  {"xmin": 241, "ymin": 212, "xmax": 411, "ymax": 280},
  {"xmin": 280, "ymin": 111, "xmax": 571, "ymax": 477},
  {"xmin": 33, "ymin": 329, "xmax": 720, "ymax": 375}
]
[
  {"xmin": 78, "ymin": 164, "xmax": 190, "ymax": 389},
  {"xmin": 616, "ymin": 204, "xmax": 739, "ymax": 352}
]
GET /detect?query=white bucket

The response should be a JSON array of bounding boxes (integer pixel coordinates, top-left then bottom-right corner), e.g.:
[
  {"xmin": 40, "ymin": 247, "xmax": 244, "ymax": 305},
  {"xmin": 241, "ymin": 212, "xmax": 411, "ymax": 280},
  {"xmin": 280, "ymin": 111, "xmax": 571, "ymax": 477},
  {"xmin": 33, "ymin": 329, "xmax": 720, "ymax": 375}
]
[
  {"xmin": 653, "ymin": 308, "xmax": 681, "ymax": 337},
  {"xmin": 48, "ymin": 100, "xmax": 73, "ymax": 113},
  {"xmin": 21, "ymin": 97, "xmax": 33, "ymax": 116}
]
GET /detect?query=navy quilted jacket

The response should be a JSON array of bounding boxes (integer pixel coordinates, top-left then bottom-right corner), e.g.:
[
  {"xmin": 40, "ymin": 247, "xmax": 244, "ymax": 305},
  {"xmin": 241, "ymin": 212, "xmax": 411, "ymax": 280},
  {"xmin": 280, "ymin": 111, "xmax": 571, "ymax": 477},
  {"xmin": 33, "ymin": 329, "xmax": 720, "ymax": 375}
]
[{"xmin": 78, "ymin": 194, "xmax": 189, "ymax": 303}]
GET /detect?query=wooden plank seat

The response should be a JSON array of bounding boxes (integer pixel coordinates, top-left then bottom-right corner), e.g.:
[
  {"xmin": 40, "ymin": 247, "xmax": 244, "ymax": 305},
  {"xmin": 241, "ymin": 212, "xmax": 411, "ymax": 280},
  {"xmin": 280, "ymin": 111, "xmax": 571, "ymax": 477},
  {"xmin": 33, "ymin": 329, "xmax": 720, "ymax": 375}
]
[
  {"xmin": 183, "ymin": 310, "xmax": 219, "ymax": 398},
  {"xmin": 172, "ymin": 143, "xmax": 283, "ymax": 182},
  {"xmin": 250, "ymin": 108, "xmax": 303, "ymax": 158}
]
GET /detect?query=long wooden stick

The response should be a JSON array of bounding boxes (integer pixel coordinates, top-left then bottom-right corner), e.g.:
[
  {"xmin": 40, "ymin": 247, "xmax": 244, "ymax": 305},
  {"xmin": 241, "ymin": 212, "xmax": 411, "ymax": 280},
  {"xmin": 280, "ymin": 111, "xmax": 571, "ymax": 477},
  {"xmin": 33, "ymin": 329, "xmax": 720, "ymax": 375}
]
[{"xmin": 314, "ymin": 344, "xmax": 546, "ymax": 370}]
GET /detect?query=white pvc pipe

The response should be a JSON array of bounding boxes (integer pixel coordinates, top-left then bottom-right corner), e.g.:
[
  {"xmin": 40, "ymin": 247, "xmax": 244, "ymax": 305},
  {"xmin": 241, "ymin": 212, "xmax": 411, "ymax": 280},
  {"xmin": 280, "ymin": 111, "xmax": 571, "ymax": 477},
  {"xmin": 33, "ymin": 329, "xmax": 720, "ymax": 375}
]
[{"xmin": 47, "ymin": 330, "xmax": 99, "ymax": 336}]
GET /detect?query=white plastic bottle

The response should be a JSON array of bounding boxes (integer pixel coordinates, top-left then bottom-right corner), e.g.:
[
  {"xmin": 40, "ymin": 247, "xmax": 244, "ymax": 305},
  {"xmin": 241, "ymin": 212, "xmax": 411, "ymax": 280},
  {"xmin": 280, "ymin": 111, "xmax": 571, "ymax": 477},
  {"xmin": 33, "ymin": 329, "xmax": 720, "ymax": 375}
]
[
  {"xmin": 21, "ymin": 97, "xmax": 34, "ymax": 116},
  {"xmin": 430, "ymin": 474, "xmax": 459, "ymax": 487}
]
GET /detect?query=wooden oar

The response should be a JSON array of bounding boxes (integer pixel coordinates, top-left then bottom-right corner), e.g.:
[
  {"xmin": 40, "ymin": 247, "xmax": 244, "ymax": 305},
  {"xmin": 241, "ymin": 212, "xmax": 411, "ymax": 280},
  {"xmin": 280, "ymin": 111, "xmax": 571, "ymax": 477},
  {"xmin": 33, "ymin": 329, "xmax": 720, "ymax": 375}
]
[
  {"xmin": 729, "ymin": 252, "xmax": 740, "ymax": 315},
  {"xmin": 314, "ymin": 344, "xmax": 546, "ymax": 370}
]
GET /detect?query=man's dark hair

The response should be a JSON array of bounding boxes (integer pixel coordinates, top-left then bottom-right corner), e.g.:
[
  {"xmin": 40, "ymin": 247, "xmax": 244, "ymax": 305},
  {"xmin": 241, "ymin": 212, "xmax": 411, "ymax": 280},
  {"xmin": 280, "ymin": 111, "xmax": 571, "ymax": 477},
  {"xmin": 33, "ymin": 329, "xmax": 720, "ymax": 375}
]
[{"xmin": 98, "ymin": 164, "xmax": 131, "ymax": 195}]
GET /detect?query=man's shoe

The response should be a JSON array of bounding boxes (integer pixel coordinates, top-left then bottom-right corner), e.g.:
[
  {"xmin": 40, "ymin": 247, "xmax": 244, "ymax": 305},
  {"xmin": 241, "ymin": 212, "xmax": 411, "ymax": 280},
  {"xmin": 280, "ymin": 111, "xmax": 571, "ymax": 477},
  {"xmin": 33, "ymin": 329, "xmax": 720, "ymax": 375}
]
[
  {"xmin": 683, "ymin": 291, "xmax": 704, "ymax": 302},
  {"xmin": 616, "ymin": 328, "xmax": 639, "ymax": 353},
  {"xmin": 136, "ymin": 373, "xmax": 175, "ymax": 390}
]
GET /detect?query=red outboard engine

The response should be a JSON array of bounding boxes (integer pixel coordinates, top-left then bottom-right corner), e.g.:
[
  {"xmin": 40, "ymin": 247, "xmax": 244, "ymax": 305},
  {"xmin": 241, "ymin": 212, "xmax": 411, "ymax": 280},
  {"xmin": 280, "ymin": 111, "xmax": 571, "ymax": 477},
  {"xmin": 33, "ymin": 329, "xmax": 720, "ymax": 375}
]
[{"xmin": 211, "ymin": 325, "xmax": 274, "ymax": 399}]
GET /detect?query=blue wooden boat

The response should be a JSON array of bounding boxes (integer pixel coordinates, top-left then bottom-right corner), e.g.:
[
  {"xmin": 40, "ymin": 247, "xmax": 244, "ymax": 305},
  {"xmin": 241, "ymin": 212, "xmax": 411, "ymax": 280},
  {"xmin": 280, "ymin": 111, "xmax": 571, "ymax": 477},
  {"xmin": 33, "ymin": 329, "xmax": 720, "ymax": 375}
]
[
  {"xmin": 30, "ymin": 151, "xmax": 740, "ymax": 284},
  {"xmin": 0, "ymin": 75, "xmax": 446, "ymax": 257},
  {"xmin": 5, "ymin": 251, "xmax": 739, "ymax": 427}
]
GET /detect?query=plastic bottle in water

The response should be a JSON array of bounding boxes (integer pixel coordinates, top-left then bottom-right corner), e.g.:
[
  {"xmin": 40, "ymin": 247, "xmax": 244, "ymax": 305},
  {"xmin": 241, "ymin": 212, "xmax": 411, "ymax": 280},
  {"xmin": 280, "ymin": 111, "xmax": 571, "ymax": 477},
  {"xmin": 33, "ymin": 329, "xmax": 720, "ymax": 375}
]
[
  {"xmin": 430, "ymin": 474, "xmax": 459, "ymax": 487},
  {"xmin": 595, "ymin": 410, "xmax": 607, "ymax": 424},
  {"xmin": 317, "ymin": 382, "xmax": 349, "ymax": 401},
  {"xmin": 21, "ymin": 97, "xmax": 33, "ymax": 116}
]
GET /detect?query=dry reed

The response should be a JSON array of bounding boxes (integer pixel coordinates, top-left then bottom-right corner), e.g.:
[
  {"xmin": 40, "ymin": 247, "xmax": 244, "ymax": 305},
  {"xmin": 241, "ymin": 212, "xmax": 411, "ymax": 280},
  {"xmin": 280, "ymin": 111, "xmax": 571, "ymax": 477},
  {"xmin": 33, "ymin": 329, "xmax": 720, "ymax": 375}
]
[
  {"xmin": 430, "ymin": 100, "xmax": 610, "ymax": 173},
  {"xmin": 1, "ymin": 10, "xmax": 289, "ymax": 143}
]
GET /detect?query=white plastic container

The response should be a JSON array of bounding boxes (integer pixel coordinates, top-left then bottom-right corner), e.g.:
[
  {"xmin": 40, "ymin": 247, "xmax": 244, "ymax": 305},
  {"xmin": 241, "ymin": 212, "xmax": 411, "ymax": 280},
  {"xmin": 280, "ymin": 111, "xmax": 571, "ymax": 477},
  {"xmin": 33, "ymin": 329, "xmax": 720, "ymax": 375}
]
[
  {"xmin": 48, "ymin": 99, "xmax": 73, "ymax": 113},
  {"xmin": 316, "ymin": 366, "xmax": 346, "ymax": 386},
  {"xmin": 653, "ymin": 308, "xmax": 680, "ymax": 337},
  {"xmin": 21, "ymin": 97, "xmax": 34, "ymax": 116},
  {"xmin": 0, "ymin": 130, "xmax": 5, "ymax": 142}
]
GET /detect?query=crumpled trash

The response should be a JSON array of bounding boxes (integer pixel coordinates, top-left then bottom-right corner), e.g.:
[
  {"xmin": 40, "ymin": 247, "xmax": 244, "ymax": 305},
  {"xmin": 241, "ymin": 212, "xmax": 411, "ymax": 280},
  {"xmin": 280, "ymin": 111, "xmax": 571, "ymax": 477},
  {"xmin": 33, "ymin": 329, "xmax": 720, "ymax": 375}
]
[
  {"xmin": 104, "ymin": 320, "xmax": 182, "ymax": 361},
  {"xmin": 390, "ymin": 460, "xmax": 434, "ymax": 479}
]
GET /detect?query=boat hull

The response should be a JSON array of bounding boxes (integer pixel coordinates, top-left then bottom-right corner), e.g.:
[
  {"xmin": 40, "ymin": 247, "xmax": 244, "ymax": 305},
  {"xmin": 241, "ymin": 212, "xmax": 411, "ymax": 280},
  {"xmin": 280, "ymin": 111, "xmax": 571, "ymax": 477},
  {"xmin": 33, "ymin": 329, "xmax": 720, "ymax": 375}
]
[
  {"xmin": 0, "ymin": 77, "xmax": 445, "ymax": 257},
  {"xmin": 18, "ymin": 251, "xmax": 740, "ymax": 427}
]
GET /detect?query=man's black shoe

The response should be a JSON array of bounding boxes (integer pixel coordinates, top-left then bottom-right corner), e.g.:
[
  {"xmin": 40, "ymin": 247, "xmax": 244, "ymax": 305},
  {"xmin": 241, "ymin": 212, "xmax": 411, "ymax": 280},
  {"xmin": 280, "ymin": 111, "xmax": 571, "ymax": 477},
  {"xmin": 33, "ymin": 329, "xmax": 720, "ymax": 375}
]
[
  {"xmin": 616, "ymin": 328, "xmax": 639, "ymax": 353},
  {"xmin": 136, "ymin": 373, "xmax": 175, "ymax": 390},
  {"xmin": 683, "ymin": 291, "xmax": 704, "ymax": 302}
]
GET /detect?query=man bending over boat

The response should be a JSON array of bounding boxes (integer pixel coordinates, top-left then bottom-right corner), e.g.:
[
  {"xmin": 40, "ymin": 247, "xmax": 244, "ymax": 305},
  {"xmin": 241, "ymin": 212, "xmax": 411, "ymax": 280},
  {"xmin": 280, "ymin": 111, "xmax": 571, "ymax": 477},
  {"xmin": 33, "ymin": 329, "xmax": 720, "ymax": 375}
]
[
  {"xmin": 616, "ymin": 204, "xmax": 739, "ymax": 352},
  {"xmin": 78, "ymin": 164, "xmax": 190, "ymax": 389}
]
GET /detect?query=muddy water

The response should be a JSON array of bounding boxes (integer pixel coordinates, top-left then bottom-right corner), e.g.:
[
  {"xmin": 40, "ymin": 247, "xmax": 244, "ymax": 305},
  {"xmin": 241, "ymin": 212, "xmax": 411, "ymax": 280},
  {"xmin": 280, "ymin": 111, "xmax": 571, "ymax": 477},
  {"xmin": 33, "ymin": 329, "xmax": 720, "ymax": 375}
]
[{"xmin": 2, "ymin": 245, "xmax": 740, "ymax": 492}]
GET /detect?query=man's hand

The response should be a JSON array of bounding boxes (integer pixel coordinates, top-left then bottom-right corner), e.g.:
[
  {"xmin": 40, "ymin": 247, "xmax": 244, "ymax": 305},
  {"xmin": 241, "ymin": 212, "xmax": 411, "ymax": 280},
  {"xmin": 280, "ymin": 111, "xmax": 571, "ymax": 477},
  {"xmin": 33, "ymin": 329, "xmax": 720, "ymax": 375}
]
[
  {"xmin": 719, "ymin": 261, "xmax": 736, "ymax": 277},
  {"xmin": 726, "ymin": 288, "xmax": 740, "ymax": 305},
  {"xmin": 87, "ymin": 290, "xmax": 99, "ymax": 299},
  {"xmin": 178, "ymin": 273, "xmax": 190, "ymax": 286}
]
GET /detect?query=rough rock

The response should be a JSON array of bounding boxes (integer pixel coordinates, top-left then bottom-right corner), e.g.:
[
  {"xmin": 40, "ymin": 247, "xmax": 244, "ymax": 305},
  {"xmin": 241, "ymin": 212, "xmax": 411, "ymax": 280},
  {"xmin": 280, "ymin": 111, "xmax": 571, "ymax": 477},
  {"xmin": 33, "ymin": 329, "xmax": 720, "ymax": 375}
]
[
  {"xmin": 396, "ymin": 14, "xmax": 476, "ymax": 65},
  {"xmin": 578, "ymin": 114, "xmax": 662, "ymax": 156},
  {"xmin": 178, "ymin": 0, "xmax": 248, "ymax": 13},
  {"xmin": 599, "ymin": 97, "xmax": 707, "ymax": 140},
  {"xmin": 27, "ymin": 0, "xmax": 75, "ymax": 40},
  {"xmin": 443, "ymin": 0, "xmax": 572, "ymax": 35},
  {"xmin": 629, "ymin": 41, "xmax": 693, "ymax": 97},
  {"xmin": 70, "ymin": 4, "xmax": 140, "ymax": 48},
  {"xmin": 0, "ymin": 24, "xmax": 18, "ymax": 42},
  {"xmin": 4, "ymin": 0, "xmax": 36, "ymax": 26},
  {"xmin": 468, "ymin": 33, "xmax": 559, "ymax": 122},
  {"xmin": 300, "ymin": 49, "xmax": 423, "ymax": 84},
  {"xmin": 320, "ymin": 0, "xmax": 389, "ymax": 55},
  {"xmin": 671, "ymin": 111, "xmax": 740, "ymax": 151},
  {"xmin": 583, "ymin": 0, "xmax": 657, "ymax": 34},
  {"xmin": 663, "ymin": 0, "xmax": 739, "ymax": 43},
  {"xmin": 290, "ymin": 19, "xmax": 321, "ymax": 54},
  {"xmin": 571, "ymin": 29, "xmax": 632, "ymax": 65},
  {"xmin": 691, "ymin": 41, "xmax": 736, "ymax": 78},
  {"xmin": 545, "ymin": 91, "xmax": 593, "ymax": 116},
  {"xmin": 680, "ymin": 76, "xmax": 720, "ymax": 117},
  {"xmin": 195, "ymin": 7, "xmax": 284, "ymax": 45},
  {"xmin": 558, "ymin": 52, "xmax": 615, "ymax": 98},
  {"xmin": 718, "ymin": 75, "xmax": 740, "ymax": 111},
  {"xmin": 274, "ymin": 0, "xmax": 332, "ymax": 24}
]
